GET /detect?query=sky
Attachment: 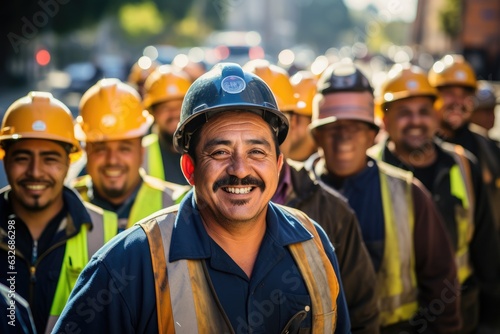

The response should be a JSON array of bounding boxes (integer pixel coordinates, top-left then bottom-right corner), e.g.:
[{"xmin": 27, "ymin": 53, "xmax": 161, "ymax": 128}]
[{"xmin": 343, "ymin": 0, "xmax": 418, "ymax": 22}]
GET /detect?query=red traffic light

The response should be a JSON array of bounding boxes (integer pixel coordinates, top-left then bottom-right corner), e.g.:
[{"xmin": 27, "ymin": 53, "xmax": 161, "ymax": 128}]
[{"xmin": 36, "ymin": 49, "xmax": 51, "ymax": 66}]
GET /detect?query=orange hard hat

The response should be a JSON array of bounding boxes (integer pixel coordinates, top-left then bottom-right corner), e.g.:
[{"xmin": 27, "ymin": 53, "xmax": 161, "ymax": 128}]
[
  {"xmin": 76, "ymin": 78, "xmax": 153, "ymax": 142},
  {"xmin": 428, "ymin": 54, "xmax": 477, "ymax": 90},
  {"xmin": 143, "ymin": 65, "xmax": 192, "ymax": 109},
  {"xmin": 243, "ymin": 59, "xmax": 298, "ymax": 112},
  {"xmin": 0, "ymin": 91, "xmax": 81, "ymax": 161},
  {"xmin": 290, "ymin": 70, "xmax": 317, "ymax": 117},
  {"xmin": 127, "ymin": 57, "xmax": 160, "ymax": 87}
]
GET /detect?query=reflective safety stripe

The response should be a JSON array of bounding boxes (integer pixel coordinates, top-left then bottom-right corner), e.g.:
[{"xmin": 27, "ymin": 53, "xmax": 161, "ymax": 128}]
[
  {"xmin": 141, "ymin": 206, "xmax": 233, "ymax": 333},
  {"xmin": 447, "ymin": 145, "xmax": 474, "ymax": 284},
  {"xmin": 140, "ymin": 205, "xmax": 339, "ymax": 333},
  {"xmin": 45, "ymin": 208, "xmax": 118, "ymax": 334},
  {"xmin": 280, "ymin": 206, "xmax": 339, "ymax": 333},
  {"xmin": 142, "ymin": 133, "xmax": 165, "ymax": 180},
  {"xmin": 377, "ymin": 162, "xmax": 418, "ymax": 326}
]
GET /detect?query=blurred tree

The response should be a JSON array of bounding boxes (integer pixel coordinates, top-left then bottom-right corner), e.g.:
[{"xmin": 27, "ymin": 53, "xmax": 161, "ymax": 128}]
[
  {"xmin": 295, "ymin": 0, "xmax": 352, "ymax": 53},
  {"xmin": 439, "ymin": 0, "xmax": 461, "ymax": 40}
]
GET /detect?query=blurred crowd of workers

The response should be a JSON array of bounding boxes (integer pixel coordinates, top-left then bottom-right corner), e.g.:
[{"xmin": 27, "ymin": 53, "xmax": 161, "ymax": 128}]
[{"xmin": 0, "ymin": 50, "xmax": 500, "ymax": 334}]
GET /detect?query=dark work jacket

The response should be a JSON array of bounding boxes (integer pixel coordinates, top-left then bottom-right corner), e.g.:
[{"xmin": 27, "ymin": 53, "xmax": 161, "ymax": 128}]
[
  {"xmin": 282, "ymin": 160, "xmax": 379, "ymax": 334},
  {"xmin": 0, "ymin": 186, "xmax": 93, "ymax": 334}
]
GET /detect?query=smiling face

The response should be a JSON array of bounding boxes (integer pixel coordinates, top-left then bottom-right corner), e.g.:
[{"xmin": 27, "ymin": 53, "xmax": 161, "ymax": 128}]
[
  {"xmin": 192, "ymin": 111, "xmax": 283, "ymax": 227},
  {"xmin": 312, "ymin": 92, "xmax": 377, "ymax": 178},
  {"xmin": 383, "ymin": 96, "xmax": 438, "ymax": 154},
  {"xmin": 436, "ymin": 86, "xmax": 475, "ymax": 132},
  {"xmin": 85, "ymin": 137, "xmax": 143, "ymax": 205},
  {"xmin": 4, "ymin": 139, "xmax": 69, "ymax": 213},
  {"xmin": 152, "ymin": 98, "xmax": 183, "ymax": 138}
]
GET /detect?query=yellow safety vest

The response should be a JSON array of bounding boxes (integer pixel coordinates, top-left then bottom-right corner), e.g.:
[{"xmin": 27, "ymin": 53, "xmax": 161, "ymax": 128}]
[
  {"xmin": 142, "ymin": 133, "xmax": 164, "ymax": 180},
  {"xmin": 72, "ymin": 174, "xmax": 188, "ymax": 229},
  {"xmin": 369, "ymin": 142, "xmax": 474, "ymax": 284},
  {"xmin": 139, "ymin": 205, "xmax": 339, "ymax": 333},
  {"xmin": 377, "ymin": 161, "xmax": 418, "ymax": 326},
  {"xmin": 440, "ymin": 143, "xmax": 475, "ymax": 284},
  {"xmin": 44, "ymin": 203, "xmax": 117, "ymax": 334}
]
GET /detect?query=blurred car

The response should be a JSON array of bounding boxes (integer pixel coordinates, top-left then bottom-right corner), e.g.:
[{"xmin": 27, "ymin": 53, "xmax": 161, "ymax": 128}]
[{"xmin": 206, "ymin": 30, "xmax": 266, "ymax": 65}]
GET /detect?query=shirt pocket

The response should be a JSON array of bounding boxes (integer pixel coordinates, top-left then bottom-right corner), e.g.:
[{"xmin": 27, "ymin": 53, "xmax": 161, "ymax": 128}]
[{"xmin": 279, "ymin": 293, "xmax": 312, "ymax": 334}]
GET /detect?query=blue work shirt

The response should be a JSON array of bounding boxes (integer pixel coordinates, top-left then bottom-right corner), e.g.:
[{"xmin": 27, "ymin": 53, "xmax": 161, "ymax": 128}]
[{"xmin": 53, "ymin": 190, "xmax": 350, "ymax": 334}]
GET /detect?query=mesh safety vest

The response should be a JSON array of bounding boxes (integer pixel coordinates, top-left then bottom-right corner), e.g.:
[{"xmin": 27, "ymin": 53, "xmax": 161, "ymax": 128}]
[
  {"xmin": 44, "ymin": 203, "xmax": 117, "ymax": 334},
  {"xmin": 72, "ymin": 174, "xmax": 187, "ymax": 229},
  {"xmin": 142, "ymin": 133, "xmax": 164, "ymax": 180}
]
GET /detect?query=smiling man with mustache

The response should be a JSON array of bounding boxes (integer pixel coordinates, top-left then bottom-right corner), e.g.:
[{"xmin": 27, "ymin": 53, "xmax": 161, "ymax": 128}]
[{"xmin": 54, "ymin": 63, "xmax": 351, "ymax": 334}]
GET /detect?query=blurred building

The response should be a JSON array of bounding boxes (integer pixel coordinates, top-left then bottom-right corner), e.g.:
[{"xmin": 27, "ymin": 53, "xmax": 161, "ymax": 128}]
[{"xmin": 413, "ymin": 0, "xmax": 500, "ymax": 80}]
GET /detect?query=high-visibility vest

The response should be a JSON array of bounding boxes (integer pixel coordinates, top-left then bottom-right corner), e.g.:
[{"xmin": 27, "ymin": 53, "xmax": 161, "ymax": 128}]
[
  {"xmin": 142, "ymin": 133, "xmax": 164, "ymax": 180},
  {"xmin": 139, "ymin": 205, "xmax": 339, "ymax": 333},
  {"xmin": 440, "ymin": 143, "xmax": 475, "ymax": 284},
  {"xmin": 72, "ymin": 174, "xmax": 188, "ymax": 230},
  {"xmin": 369, "ymin": 142, "xmax": 474, "ymax": 284},
  {"xmin": 44, "ymin": 203, "xmax": 118, "ymax": 334},
  {"xmin": 377, "ymin": 161, "xmax": 418, "ymax": 326}
]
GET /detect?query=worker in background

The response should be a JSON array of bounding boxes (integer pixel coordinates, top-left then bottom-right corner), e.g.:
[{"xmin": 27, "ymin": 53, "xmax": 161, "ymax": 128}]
[
  {"xmin": 54, "ymin": 62, "xmax": 351, "ymax": 333},
  {"xmin": 429, "ymin": 55, "xmax": 500, "ymax": 233},
  {"xmin": 72, "ymin": 79, "xmax": 189, "ymax": 231},
  {"xmin": 470, "ymin": 80, "xmax": 499, "ymax": 137},
  {"xmin": 289, "ymin": 70, "xmax": 319, "ymax": 161},
  {"xmin": 307, "ymin": 61, "xmax": 461, "ymax": 333},
  {"xmin": 372, "ymin": 64, "xmax": 500, "ymax": 333},
  {"xmin": 127, "ymin": 56, "xmax": 160, "ymax": 98},
  {"xmin": 0, "ymin": 92, "xmax": 118, "ymax": 333},
  {"xmin": 141, "ymin": 65, "xmax": 192, "ymax": 185},
  {"xmin": 245, "ymin": 59, "xmax": 379, "ymax": 333}
]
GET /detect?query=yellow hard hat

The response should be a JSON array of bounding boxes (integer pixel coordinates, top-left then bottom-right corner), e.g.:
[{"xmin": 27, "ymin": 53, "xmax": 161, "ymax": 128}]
[
  {"xmin": 428, "ymin": 54, "xmax": 477, "ymax": 90},
  {"xmin": 377, "ymin": 64, "xmax": 438, "ymax": 106},
  {"xmin": 143, "ymin": 65, "xmax": 192, "ymax": 109},
  {"xmin": 0, "ymin": 91, "xmax": 81, "ymax": 161},
  {"xmin": 290, "ymin": 70, "xmax": 317, "ymax": 117},
  {"xmin": 243, "ymin": 59, "xmax": 298, "ymax": 112},
  {"xmin": 76, "ymin": 78, "xmax": 153, "ymax": 142}
]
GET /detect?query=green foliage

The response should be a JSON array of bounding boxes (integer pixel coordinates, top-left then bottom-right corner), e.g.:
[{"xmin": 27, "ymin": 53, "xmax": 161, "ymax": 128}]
[
  {"xmin": 295, "ymin": 0, "xmax": 352, "ymax": 53},
  {"xmin": 439, "ymin": 0, "xmax": 461, "ymax": 39},
  {"xmin": 119, "ymin": 2, "xmax": 165, "ymax": 37}
]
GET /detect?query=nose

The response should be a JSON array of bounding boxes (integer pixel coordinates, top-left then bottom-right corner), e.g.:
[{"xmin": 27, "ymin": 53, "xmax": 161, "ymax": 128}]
[
  {"xmin": 26, "ymin": 156, "xmax": 43, "ymax": 178},
  {"xmin": 227, "ymin": 153, "xmax": 251, "ymax": 179},
  {"xmin": 105, "ymin": 148, "xmax": 119, "ymax": 165}
]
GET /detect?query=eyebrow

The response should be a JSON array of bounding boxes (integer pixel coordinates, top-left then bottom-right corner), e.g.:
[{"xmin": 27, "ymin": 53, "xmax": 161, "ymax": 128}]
[
  {"xmin": 11, "ymin": 149, "xmax": 64, "ymax": 157},
  {"xmin": 203, "ymin": 138, "xmax": 272, "ymax": 151}
]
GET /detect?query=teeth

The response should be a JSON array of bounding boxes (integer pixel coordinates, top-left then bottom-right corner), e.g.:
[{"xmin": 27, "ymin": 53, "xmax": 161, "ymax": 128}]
[
  {"xmin": 26, "ymin": 184, "xmax": 46, "ymax": 190},
  {"xmin": 104, "ymin": 170, "xmax": 121, "ymax": 177},
  {"xmin": 225, "ymin": 187, "xmax": 252, "ymax": 194}
]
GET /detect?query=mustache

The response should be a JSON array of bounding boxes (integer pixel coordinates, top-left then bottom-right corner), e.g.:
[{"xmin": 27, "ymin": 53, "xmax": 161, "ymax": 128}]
[
  {"xmin": 212, "ymin": 175, "xmax": 265, "ymax": 192},
  {"xmin": 19, "ymin": 178, "xmax": 52, "ymax": 185}
]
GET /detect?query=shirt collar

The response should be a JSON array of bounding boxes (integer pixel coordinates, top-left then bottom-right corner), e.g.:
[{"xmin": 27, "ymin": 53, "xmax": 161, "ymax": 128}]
[{"xmin": 169, "ymin": 190, "xmax": 313, "ymax": 262}]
